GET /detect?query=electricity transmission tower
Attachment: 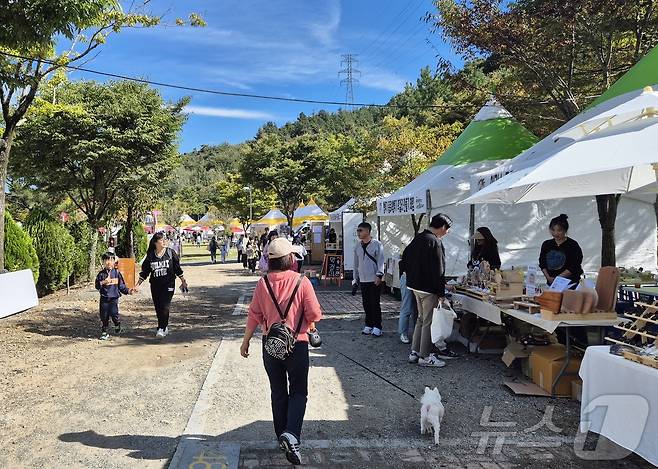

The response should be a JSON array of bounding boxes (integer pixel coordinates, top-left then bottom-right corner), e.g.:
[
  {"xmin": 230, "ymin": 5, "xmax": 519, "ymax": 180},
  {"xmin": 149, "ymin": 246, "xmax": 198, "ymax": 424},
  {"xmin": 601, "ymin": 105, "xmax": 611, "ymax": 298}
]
[{"xmin": 339, "ymin": 54, "xmax": 361, "ymax": 107}]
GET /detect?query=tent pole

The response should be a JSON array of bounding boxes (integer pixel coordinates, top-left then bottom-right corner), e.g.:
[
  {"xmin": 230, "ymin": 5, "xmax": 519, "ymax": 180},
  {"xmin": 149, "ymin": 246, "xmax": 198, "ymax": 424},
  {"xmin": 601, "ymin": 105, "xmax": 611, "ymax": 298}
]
[
  {"xmin": 377, "ymin": 216, "xmax": 381, "ymax": 241},
  {"xmin": 426, "ymin": 189, "xmax": 432, "ymax": 228},
  {"xmin": 469, "ymin": 204, "xmax": 475, "ymax": 238}
]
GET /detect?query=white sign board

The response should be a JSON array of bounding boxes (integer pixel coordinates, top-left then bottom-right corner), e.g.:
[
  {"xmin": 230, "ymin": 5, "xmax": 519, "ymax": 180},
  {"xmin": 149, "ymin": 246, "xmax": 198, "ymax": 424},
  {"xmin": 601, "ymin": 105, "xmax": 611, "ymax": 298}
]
[
  {"xmin": 525, "ymin": 265, "xmax": 539, "ymax": 297},
  {"xmin": 0, "ymin": 269, "xmax": 39, "ymax": 319},
  {"xmin": 342, "ymin": 212, "xmax": 363, "ymax": 273}
]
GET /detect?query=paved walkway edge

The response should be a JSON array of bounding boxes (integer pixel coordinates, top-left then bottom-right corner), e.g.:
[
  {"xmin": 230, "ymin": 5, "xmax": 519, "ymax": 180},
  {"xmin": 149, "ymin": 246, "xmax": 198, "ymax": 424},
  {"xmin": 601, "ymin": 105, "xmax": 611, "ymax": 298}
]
[{"xmin": 169, "ymin": 338, "xmax": 239, "ymax": 468}]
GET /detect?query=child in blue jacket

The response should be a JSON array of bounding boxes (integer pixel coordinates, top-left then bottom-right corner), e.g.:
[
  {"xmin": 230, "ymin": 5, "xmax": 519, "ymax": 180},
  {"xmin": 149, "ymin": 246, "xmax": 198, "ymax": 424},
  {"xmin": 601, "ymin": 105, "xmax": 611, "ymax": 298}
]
[{"xmin": 95, "ymin": 252, "xmax": 132, "ymax": 340}]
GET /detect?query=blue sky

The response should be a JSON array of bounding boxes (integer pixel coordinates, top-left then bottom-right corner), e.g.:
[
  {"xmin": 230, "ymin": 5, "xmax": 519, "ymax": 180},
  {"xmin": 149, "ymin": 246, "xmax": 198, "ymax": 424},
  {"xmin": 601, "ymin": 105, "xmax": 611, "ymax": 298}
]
[{"xmin": 72, "ymin": 0, "xmax": 462, "ymax": 152}]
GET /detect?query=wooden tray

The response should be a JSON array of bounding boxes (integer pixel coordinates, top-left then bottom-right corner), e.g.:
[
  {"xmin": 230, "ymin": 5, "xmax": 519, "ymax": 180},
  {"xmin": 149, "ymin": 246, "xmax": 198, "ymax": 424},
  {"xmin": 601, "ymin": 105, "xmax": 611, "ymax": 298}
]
[
  {"xmin": 513, "ymin": 301, "xmax": 541, "ymax": 314},
  {"xmin": 640, "ymin": 355, "xmax": 658, "ymax": 369},
  {"xmin": 541, "ymin": 310, "xmax": 618, "ymax": 321},
  {"xmin": 622, "ymin": 350, "xmax": 644, "ymax": 364}
]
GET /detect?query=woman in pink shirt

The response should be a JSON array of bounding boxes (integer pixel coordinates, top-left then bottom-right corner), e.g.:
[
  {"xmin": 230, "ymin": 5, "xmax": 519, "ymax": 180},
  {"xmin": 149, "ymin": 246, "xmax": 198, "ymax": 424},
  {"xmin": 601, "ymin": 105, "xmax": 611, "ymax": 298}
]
[{"xmin": 240, "ymin": 238, "xmax": 322, "ymax": 466}]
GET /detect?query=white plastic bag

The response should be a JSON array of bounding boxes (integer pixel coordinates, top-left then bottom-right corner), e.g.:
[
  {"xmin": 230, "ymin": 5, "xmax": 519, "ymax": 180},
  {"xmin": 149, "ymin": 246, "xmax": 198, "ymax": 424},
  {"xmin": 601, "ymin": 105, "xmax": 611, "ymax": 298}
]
[{"xmin": 431, "ymin": 302, "xmax": 457, "ymax": 345}]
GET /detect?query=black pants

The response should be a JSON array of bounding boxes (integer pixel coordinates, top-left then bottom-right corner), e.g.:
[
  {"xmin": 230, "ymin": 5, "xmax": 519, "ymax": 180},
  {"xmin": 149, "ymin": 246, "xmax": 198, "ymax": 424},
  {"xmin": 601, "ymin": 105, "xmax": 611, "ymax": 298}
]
[
  {"xmin": 262, "ymin": 339, "xmax": 309, "ymax": 441},
  {"xmin": 210, "ymin": 250, "xmax": 217, "ymax": 264},
  {"xmin": 242, "ymin": 253, "xmax": 248, "ymax": 268},
  {"xmin": 248, "ymin": 258, "xmax": 257, "ymax": 273},
  {"xmin": 151, "ymin": 284, "xmax": 174, "ymax": 329},
  {"xmin": 99, "ymin": 297, "xmax": 120, "ymax": 332},
  {"xmin": 360, "ymin": 282, "xmax": 382, "ymax": 329}
]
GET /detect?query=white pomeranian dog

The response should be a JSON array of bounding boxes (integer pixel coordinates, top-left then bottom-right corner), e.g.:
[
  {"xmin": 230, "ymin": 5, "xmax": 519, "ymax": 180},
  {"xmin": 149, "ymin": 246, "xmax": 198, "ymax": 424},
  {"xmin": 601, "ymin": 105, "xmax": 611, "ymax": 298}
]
[{"xmin": 420, "ymin": 386, "xmax": 444, "ymax": 444}]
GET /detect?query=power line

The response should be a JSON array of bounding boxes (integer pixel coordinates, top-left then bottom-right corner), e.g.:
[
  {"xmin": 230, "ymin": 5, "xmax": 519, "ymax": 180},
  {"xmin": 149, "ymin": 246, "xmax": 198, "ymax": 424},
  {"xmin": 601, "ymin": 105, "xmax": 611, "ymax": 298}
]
[
  {"xmin": 361, "ymin": 0, "xmax": 426, "ymax": 64},
  {"xmin": 0, "ymin": 50, "xmax": 475, "ymax": 110},
  {"xmin": 358, "ymin": 0, "xmax": 419, "ymax": 58}
]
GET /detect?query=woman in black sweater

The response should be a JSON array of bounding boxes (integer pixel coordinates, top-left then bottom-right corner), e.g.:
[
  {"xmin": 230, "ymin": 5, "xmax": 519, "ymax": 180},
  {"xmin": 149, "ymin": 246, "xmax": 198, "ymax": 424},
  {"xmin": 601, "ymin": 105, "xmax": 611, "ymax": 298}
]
[
  {"xmin": 539, "ymin": 214, "xmax": 583, "ymax": 289},
  {"xmin": 135, "ymin": 232, "xmax": 188, "ymax": 338},
  {"xmin": 469, "ymin": 226, "xmax": 501, "ymax": 270}
]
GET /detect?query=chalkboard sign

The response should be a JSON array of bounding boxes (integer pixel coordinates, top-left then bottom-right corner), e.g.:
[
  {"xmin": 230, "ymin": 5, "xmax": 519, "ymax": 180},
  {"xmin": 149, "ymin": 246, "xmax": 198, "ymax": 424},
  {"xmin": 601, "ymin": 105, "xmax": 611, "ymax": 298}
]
[{"xmin": 322, "ymin": 254, "xmax": 344, "ymax": 280}]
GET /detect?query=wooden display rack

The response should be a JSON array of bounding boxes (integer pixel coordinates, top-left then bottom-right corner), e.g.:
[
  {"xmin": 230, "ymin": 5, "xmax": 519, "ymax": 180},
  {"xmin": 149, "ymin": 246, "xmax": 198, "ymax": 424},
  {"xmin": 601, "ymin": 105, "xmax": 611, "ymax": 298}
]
[{"xmin": 605, "ymin": 301, "xmax": 658, "ymax": 369}]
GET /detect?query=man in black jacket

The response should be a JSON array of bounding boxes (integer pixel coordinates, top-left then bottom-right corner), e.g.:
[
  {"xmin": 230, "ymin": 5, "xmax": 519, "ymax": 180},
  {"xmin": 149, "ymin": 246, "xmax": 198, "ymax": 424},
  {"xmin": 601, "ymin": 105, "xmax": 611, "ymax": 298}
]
[{"xmin": 402, "ymin": 213, "xmax": 457, "ymax": 367}]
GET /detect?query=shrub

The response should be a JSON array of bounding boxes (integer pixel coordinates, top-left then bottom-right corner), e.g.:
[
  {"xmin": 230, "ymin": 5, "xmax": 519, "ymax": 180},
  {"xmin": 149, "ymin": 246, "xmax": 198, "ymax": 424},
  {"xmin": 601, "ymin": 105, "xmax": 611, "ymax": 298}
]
[
  {"xmin": 25, "ymin": 210, "xmax": 76, "ymax": 294},
  {"xmin": 3, "ymin": 211, "xmax": 39, "ymax": 282},
  {"xmin": 116, "ymin": 220, "xmax": 148, "ymax": 260},
  {"xmin": 66, "ymin": 221, "xmax": 107, "ymax": 283}
]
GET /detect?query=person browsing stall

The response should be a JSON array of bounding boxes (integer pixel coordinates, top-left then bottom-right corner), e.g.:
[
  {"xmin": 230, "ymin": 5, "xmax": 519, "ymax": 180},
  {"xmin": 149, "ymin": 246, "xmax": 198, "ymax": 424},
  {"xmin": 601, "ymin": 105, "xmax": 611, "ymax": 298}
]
[
  {"xmin": 468, "ymin": 226, "xmax": 501, "ymax": 270},
  {"xmin": 539, "ymin": 214, "xmax": 583, "ymax": 288},
  {"xmin": 353, "ymin": 222, "xmax": 386, "ymax": 337}
]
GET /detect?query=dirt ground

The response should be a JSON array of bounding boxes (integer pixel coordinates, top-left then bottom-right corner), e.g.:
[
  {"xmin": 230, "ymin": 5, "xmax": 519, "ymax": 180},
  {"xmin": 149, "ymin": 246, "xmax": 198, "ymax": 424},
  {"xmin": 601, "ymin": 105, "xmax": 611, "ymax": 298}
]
[{"xmin": 0, "ymin": 250, "xmax": 653, "ymax": 468}]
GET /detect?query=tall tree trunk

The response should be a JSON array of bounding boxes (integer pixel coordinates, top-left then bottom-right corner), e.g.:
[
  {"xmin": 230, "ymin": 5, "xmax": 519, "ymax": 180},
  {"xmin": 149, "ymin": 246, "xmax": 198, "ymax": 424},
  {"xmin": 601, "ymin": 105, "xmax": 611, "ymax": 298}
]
[
  {"xmin": 88, "ymin": 222, "xmax": 99, "ymax": 281},
  {"xmin": 126, "ymin": 203, "xmax": 135, "ymax": 258},
  {"xmin": 410, "ymin": 213, "xmax": 424, "ymax": 235},
  {"xmin": 0, "ymin": 128, "xmax": 16, "ymax": 272},
  {"xmin": 596, "ymin": 194, "xmax": 620, "ymax": 267}
]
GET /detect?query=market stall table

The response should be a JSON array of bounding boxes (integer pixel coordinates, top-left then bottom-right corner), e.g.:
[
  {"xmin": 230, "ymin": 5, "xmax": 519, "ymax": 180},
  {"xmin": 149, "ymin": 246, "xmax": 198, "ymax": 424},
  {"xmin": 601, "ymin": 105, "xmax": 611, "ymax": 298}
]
[
  {"xmin": 579, "ymin": 346, "xmax": 658, "ymax": 466},
  {"xmin": 503, "ymin": 309, "xmax": 621, "ymax": 396}
]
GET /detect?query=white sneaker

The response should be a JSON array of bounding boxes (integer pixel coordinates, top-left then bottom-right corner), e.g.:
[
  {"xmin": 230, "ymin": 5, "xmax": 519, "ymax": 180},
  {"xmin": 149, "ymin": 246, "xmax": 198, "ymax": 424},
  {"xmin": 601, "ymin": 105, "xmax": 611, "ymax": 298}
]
[
  {"xmin": 279, "ymin": 432, "xmax": 302, "ymax": 465},
  {"xmin": 400, "ymin": 333, "xmax": 411, "ymax": 344},
  {"xmin": 362, "ymin": 326, "xmax": 373, "ymax": 335},
  {"xmin": 418, "ymin": 354, "xmax": 446, "ymax": 368},
  {"xmin": 162, "ymin": 327, "xmax": 169, "ymax": 337},
  {"xmin": 372, "ymin": 327, "xmax": 382, "ymax": 337},
  {"xmin": 156, "ymin": 328, "xmax": 165, "ymax": 338},
  {"xmin": 408, "ymin": 351, "xmax": 420, "ymax": 363}
]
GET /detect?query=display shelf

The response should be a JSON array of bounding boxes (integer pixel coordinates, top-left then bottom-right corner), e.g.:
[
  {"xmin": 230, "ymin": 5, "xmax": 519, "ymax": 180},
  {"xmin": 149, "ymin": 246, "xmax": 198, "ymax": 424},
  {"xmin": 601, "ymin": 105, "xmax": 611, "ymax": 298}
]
[
  {"xmin": 623, "ymin": 313, "xmax": 658, "ymax": 325},
  {"xmin": 613, "ymin": 325, "xmax": 658, "ymax": 340}
]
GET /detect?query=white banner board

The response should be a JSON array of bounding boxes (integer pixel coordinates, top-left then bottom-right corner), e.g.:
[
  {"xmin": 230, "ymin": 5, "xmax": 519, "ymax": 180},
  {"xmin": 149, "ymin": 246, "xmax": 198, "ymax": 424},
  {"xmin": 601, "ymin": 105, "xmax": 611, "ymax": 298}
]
[
  {"xmin": 0, "ymin": 269, "xmax": 39, "ymax": 319},
  {"xmin": 342, "ymin": 212, "xmax": 363, "ymax": 273}
]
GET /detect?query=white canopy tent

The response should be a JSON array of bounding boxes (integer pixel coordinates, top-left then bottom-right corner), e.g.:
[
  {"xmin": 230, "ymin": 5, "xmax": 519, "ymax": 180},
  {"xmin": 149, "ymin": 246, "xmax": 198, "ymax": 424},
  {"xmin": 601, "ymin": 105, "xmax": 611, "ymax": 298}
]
[
  {"xmin": 463, "ymin": 86, "xmax": 658, "ymax": 205},
  {"xmin": 374, "ymin": 100, "xmax": 656, "ymax": 275}
]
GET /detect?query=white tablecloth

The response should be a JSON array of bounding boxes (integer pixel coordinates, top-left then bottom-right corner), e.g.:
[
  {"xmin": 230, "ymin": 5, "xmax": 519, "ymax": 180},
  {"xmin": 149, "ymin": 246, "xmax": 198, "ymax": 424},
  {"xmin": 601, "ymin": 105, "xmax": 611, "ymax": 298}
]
[
  {"xmin": 579, "ymin": 346, "xmax": 658, "ymax": 466},
  {"xmin": 502, "ymin": 308, "xmax": 620, "ymax": 333},
  {"xmin": 452, "ymin": 293, "xmax": 503, "ymax": 325}
]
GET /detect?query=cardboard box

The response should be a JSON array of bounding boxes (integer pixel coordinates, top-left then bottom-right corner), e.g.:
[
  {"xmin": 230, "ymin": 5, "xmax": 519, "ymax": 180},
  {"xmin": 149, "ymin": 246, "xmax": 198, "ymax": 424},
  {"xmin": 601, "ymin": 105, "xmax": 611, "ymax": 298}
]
[
  {"xmin": 571, "ymin": 380, "xmax": 583, "ymax": 402},
  {"xmin": 521, "ymin": 357, "xmax": 533, "ymax": 380},
  {"xmin": 502, "ymin": 341, "xmax": 532, "ymax": 367},
  {"xmin": 529, "ymin": 344, "xmax": 582, "ymax": 396}
]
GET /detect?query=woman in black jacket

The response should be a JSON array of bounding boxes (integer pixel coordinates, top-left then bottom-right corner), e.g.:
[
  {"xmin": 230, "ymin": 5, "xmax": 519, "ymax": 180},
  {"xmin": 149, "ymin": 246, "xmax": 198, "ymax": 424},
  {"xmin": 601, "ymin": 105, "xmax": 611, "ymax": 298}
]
[
  {"xmin": 469, "ymin": 227, "xmax": 501, "ymax": 270},
  {"xmin": 135, "ymin": 232, "xmax": 188, "ymax": 338}
]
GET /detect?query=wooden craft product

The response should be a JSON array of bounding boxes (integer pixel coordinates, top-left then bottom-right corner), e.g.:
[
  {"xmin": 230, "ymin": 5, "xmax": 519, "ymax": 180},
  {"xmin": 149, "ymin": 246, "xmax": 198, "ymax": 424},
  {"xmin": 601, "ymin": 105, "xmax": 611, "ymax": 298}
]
[
  {"xmin": 534, "ymin": 291, "xmax": 563, "ymax": 313},
  {"xmin": 513, "ymin": 301, "xmax": 541, "ymax": 314},
  {"xmin": 560, "ymin": 288, "xmax": 598, "ymax": 314},
  {"xmin": 595, "ymin": 266, "xmax": 620, "ymax": 312},
  {"xmin": 605, "ymin": 300, "xmax": 658, "ymax": 369},
  {"xmin": 542, "ymin": 310, "xmax": 617, "ymax": 321}
]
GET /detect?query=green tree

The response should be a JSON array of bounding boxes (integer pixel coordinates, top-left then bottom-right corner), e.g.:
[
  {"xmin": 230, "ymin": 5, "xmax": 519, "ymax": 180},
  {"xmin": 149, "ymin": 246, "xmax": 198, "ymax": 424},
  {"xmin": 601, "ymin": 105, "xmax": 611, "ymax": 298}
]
[
  {"xmin": 241, "ymin": 134, "xmax": 328, "ymax": 227},
  {"xmin": 66, "ymin": 219, "xmax": 105, "ymax": 283},
  {"xmin": 3, "ymin": 210, "xmax": 39, "ymax": 281},
  {"xmin": 0, "ymin": 0, "xmax": 203, "ymax": 270},
  {"xmin": 10, "ymin": 80, "xmax": 187, "ymax": 278},
  {"xmin": 213, "ymin": 173, "xmax": 276, "ymax": 231}
]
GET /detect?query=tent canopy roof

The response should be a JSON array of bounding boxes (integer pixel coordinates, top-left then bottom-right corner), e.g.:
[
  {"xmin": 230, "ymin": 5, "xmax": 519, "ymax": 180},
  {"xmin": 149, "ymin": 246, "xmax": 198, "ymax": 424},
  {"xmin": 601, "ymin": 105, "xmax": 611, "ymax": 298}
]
[{"xmin": 378, "ymin": 99, "xmax": 537, "ymax": 216}]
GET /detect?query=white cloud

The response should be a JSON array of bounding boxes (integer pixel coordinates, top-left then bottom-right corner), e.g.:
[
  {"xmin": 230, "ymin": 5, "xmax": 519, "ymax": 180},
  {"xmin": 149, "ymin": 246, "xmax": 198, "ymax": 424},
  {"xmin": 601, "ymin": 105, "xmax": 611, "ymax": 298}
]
[
  {"xmin": 360, "ymin": 69, "xmax": 407, "ymax": 93},
  {"xmin": 184, "ymin": 105, "xmax": 276, "ymax": 120}
]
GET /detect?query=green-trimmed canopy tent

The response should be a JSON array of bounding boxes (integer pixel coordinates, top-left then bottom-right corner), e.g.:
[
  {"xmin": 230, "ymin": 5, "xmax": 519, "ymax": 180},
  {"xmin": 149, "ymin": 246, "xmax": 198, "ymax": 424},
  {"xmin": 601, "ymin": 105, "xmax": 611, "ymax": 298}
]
[
  {"xmin": 377, "ymin": 99, "xmax": 537, "ymax": 217},
  {"xmin": 375, "ymin": 99, "xmax": 538, "ymax": 276}
]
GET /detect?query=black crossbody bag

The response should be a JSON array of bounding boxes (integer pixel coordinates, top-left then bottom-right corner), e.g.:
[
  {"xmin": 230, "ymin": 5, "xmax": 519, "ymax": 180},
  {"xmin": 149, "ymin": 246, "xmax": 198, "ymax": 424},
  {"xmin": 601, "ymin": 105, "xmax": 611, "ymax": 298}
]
[{"xmin": 263, "ymin": 273, "xmax": 305, "ymax": 360}]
